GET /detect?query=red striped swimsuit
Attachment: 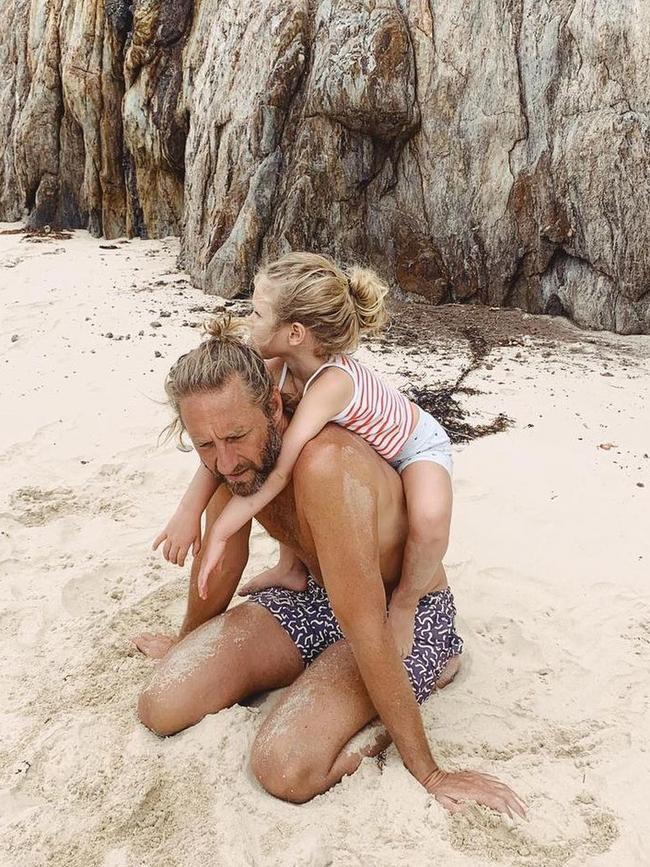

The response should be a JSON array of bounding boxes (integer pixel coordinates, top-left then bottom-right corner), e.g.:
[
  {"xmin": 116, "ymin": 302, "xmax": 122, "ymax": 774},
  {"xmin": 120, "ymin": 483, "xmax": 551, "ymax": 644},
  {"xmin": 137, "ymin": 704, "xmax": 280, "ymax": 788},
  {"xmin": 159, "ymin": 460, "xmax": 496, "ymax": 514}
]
[{"xmin": 303, "ymin": 354, "xmax": 417, "ymax": 462}]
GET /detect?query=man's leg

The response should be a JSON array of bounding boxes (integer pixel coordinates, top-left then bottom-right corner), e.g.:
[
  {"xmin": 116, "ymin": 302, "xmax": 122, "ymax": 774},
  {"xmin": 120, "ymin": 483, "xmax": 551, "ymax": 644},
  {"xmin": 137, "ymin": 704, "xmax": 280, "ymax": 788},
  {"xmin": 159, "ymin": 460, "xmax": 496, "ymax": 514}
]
[
  {"xmin": 250, "ymin": 638, "xmax": 459, "ymax": 803},
  {"xmin": 138, "ymin": 603, "xmax": 304, "ymax": 736}
]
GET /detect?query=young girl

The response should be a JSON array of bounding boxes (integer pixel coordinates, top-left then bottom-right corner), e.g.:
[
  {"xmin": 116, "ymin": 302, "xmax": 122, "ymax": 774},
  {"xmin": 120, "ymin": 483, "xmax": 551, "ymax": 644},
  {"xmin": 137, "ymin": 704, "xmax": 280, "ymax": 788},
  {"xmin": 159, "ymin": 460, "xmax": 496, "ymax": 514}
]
[{"xmin": 156, "ymin": 253, "xmax": 453, "ymax": 658}]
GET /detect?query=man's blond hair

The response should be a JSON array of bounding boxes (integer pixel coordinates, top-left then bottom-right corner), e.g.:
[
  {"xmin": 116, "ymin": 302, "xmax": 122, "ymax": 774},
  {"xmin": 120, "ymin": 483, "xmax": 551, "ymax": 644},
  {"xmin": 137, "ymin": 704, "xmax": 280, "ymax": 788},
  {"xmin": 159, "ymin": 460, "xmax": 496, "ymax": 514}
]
[{"xmin": 162, "ymin": 316, "xmax": 273, "ymax": 446}]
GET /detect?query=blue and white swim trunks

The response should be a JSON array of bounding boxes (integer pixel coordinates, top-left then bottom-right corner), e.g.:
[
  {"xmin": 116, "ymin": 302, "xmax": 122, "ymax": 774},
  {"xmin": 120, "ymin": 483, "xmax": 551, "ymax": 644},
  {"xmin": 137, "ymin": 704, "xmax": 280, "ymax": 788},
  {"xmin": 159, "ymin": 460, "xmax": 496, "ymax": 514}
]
[{"xmin": 248, "ymin": 577, "xmax": 463, "ymax": 704}]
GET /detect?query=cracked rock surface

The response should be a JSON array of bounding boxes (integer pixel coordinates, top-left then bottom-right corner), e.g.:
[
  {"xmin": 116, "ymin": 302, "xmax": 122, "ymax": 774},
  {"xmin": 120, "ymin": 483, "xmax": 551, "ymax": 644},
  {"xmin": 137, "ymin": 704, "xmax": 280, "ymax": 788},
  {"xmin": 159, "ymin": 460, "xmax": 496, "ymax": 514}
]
[{"xmin": 1, "ymin": 0, "xmax": 648, "ymax": 333}]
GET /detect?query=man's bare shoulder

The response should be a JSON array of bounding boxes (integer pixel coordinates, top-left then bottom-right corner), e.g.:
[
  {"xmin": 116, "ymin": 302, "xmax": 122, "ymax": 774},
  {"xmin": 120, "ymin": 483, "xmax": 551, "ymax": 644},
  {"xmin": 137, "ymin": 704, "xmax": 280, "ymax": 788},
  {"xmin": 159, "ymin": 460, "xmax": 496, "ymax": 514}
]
[{"xmin": 293, "ymin": 424, "xmax": 388, "ymax": 492}]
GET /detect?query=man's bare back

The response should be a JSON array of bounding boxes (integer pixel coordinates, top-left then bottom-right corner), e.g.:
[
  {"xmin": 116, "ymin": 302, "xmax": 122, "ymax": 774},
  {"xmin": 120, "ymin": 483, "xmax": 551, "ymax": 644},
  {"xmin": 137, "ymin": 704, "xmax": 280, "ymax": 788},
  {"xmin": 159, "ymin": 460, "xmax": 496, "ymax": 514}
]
[{"xmin": 255, "ymin": 425, "xmax": 437, "ymax": 597}]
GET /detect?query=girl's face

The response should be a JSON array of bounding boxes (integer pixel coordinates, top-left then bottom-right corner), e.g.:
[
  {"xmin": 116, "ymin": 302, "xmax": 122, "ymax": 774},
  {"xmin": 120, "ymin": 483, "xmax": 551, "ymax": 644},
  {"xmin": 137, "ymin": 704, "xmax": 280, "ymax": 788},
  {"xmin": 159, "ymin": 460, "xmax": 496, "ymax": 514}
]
[{"xmin": 248, "ymin": 277, "xmax": 291, "ymax": 358}]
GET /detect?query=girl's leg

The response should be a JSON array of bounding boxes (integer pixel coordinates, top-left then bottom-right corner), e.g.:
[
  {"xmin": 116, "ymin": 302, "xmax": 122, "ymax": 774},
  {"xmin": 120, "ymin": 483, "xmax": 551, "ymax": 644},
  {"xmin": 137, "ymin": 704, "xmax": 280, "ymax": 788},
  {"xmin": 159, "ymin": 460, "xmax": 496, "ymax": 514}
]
[
  {"xmin": 238, "ymin": 542, "xmax": 309, "ymax": 595},
  {"xmin": 388, "ymin": 461, "xmax": 453, "ymax": 658}
]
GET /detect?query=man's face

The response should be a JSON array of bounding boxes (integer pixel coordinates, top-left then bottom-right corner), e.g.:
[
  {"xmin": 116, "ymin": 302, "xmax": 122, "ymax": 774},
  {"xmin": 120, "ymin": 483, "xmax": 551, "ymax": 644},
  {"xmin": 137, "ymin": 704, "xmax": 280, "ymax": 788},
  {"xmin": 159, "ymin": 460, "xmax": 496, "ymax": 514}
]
[{"xmin": 180, "ymin": 376, "xmax": 283, "ymax": 497}]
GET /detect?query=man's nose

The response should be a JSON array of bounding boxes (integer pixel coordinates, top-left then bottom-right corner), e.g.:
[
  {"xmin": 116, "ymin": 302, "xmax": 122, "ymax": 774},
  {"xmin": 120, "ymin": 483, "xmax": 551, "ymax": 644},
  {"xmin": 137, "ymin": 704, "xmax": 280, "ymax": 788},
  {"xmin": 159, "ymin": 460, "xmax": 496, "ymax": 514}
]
[{"xmin": 214, "ymin": 443, "xmax": 239, "ymax": 476}]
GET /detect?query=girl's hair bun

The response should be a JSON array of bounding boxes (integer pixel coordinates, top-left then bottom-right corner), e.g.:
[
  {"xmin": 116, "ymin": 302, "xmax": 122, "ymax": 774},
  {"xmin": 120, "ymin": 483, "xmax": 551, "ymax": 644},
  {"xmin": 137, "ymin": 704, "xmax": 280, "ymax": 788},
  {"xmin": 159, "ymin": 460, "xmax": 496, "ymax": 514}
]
[{"xmin": 347, "ymin": 267, "xmax": 389, "ymax": 334}]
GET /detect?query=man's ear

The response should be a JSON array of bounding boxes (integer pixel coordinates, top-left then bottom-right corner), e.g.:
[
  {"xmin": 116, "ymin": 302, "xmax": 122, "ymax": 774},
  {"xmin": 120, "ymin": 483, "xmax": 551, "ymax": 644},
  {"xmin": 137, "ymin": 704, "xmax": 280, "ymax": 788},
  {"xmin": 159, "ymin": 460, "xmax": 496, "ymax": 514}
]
[
  {"xmin": 287, "ymin": 321, "xmax": 307, "ymax": 346},
  {"xmin": 270, "ymin": 385, "xmax": 284, "ymax": 422}
]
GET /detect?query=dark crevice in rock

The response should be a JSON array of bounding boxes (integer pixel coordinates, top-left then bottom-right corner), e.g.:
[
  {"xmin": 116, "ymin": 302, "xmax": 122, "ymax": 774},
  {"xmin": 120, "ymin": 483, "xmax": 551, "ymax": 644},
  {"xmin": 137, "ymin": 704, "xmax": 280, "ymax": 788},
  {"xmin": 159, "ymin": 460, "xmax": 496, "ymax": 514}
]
[
  {"xmin": 124, "ymin": 148, "xmax": 146, "ymax": 238},
  {"xmin": 105, "ymin": 0, "xmax": 133, "ymax": 39},
  {"xmin": 507, "ymin": 0, "xmax": 530, "ymax": 183}
]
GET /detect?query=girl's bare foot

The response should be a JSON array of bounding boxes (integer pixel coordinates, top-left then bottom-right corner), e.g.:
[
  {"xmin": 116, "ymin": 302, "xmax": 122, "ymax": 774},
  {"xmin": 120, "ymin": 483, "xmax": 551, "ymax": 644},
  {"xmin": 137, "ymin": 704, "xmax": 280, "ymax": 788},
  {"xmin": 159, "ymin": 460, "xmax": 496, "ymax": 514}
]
[
  {"xmin": 238, "ymin": 559, "xmax": 309, "ymax": 596},
  {"xmin": 434, "ymin": 655, "xmax": 461, "ymax": 689}
]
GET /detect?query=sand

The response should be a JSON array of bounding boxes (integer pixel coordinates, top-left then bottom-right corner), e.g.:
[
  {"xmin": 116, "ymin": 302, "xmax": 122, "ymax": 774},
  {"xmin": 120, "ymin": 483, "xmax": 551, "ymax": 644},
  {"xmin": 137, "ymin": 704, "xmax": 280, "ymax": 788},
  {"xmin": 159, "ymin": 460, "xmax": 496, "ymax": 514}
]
[{"xmin": 1, "ymin": 224, "xmax": 649, "ymax": 866}]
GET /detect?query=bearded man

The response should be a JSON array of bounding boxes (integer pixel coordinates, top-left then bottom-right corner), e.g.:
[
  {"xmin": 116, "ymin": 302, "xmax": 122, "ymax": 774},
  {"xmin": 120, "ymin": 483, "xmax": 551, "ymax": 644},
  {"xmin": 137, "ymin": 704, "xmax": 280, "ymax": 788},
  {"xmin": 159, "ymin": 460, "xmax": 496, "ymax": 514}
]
[{"xmin": 133, "ymin": 319, "xmax": 525, "ymax": 817}]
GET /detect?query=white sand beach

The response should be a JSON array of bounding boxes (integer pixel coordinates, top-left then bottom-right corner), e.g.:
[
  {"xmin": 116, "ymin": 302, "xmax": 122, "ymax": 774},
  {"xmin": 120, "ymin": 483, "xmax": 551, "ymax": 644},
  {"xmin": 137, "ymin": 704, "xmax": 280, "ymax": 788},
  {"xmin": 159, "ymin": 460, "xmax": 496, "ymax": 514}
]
[{"xmin": 1, "ymin": 226, "xmax": 649, "ymax": 866}]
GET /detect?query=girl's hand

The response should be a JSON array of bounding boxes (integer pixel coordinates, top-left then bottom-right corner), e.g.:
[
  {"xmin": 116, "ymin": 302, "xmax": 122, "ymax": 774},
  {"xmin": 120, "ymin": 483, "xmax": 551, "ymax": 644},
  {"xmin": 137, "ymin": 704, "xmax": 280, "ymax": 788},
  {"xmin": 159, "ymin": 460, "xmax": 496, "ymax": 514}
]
[
  {"xmin": 152, "ymin": 508, "xmax": 202, "ymax": 567},
  {"xmin": 196, "ymin": 532, "xmax": 228, "ymax": 600}
]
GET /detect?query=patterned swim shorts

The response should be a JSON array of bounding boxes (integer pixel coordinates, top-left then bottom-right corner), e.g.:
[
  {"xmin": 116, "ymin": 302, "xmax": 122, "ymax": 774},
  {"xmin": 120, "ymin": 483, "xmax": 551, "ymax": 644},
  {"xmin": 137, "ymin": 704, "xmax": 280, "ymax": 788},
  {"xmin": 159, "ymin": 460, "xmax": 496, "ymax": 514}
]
[{"xmin": 248, "ymin": 577, "xmax": 463, "ymax": 704}]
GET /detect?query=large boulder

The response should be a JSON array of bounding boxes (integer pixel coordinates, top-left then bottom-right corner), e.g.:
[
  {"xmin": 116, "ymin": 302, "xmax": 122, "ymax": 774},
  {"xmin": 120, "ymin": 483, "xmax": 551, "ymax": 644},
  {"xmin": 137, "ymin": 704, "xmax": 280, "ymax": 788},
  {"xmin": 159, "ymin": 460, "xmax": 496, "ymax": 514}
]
[{"xmin": 1, "ymin": 0, "xmax": 648, "ymax": 333}]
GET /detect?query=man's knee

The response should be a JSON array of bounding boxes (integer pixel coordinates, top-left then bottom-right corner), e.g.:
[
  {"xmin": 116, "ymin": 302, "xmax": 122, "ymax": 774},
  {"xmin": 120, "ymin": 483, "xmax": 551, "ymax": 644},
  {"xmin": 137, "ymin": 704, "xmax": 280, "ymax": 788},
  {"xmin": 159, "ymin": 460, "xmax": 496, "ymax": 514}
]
[
  {"xmin": 137, "ymin": 683, "xmax": 184, "ymax": 737},
  {"xmin": 250, "ymin": 728, "xmax": 319, "ymax": 804}
]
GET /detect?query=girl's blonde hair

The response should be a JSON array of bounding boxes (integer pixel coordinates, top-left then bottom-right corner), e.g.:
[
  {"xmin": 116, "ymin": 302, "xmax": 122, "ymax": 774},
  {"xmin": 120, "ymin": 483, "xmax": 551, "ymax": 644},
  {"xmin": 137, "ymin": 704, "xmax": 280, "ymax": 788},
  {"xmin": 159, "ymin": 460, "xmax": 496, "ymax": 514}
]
[
  {"xmin": 161, "ymin": 316, "xmax": 273, "ymax": 447},
  {"xmin": 257, "ymin": 252, "xmax": 389, "ymax": 356}
]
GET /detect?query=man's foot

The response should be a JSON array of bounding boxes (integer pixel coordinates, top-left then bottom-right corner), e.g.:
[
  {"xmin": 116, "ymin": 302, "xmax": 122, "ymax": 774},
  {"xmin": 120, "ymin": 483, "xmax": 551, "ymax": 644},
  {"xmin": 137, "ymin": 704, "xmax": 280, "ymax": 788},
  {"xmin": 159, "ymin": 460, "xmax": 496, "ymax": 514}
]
[
  {"xmin": 434, "ymin": 655, "xmax": 461, "ymax": 689},
  {"xmin": 132, "ymin": 632, "xmax": 179, "ymax": 659},
  {"xmin": 238, "ymin": 560, "xmax": 309, "ymax": 596}
]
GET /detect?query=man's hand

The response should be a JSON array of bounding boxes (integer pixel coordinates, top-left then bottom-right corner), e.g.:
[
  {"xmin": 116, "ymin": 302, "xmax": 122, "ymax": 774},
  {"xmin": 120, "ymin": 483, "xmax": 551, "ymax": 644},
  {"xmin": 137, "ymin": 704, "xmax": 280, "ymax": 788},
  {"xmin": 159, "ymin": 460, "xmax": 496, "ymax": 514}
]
[
  {"xmin": 152, "ymin": 507, "xmax": 202, "ymax": 567},
  {"xmin": 423, "ymin": 768, "xmax": 528, "ymax": 819},
  {"xmin": 132, "ymin": 632, "xmax": 179, "ymax": 659},
  {"xmin": 196, "ymin": 531, "xmax": 228, "ymax": 600}
]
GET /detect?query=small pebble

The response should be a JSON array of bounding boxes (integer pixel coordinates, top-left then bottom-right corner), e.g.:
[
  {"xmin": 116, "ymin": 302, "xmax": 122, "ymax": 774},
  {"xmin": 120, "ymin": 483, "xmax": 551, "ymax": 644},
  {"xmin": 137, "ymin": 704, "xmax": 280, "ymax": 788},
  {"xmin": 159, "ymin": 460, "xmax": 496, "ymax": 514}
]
[{"xmin": 11, "ymin": 334, "xmax": 19, "ymax": 342}]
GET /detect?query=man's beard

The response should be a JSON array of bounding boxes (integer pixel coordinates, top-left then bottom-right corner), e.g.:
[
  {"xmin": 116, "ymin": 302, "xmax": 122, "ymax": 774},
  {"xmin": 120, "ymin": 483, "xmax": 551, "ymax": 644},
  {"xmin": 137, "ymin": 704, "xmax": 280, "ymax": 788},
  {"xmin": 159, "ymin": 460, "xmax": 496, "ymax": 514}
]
[{"xmin": 218, "ymin": 418, "xmax": 283, "ymax": 497}]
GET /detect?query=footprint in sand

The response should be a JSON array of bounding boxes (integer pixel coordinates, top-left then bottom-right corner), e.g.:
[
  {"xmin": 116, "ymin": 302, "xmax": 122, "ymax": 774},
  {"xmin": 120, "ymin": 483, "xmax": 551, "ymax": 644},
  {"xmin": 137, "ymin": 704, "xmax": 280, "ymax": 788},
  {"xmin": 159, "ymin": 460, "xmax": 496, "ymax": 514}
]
[
  {"xmin": 439, "ymin": 720, "xmax": 616, "ymax": 864},
  {"xmin": 14, "ymin": 607, "xmax": 50, "ymax": 647},
  {"xmin": 1, "ymin": 255, "xmax": 23, "ymax": 268},
  {"xmin": 0, "ymin": 789, "xmax": 43, "ymax": 831},
  {"xmin": 8, "ymin": 486, "xmax": 79, "ymax": 526},
  {"xmin": 0, "ymin": 604, "xmax": 55, "ymax": 656},
  {"xmin": 61, "ymin": 565, "xmax": 126, "ymax": 617},
  {"xmin": 0, "ymin": 528, "xmax": 14, "ymax": 560},
  {"xmin": 62, "ymin": 574, "xmax": 107, "ymax": 617},
  {"xmin": 437, "ymin": 718, "xmax": 605, "ymax": 767},
  {"xmin": 449, "ymin": 793, "xmax": 618, "ymax": 866},
  {"xmin": 452, "ymin": 475, "xmax": 489, "ymax": 502},
  {"xmin": 7, "ymin": 479, "xmax": 135, "ymax": 527},
  {"xmin": 623, "ymin": 617, "xmax": 650, "ymax": 654}
]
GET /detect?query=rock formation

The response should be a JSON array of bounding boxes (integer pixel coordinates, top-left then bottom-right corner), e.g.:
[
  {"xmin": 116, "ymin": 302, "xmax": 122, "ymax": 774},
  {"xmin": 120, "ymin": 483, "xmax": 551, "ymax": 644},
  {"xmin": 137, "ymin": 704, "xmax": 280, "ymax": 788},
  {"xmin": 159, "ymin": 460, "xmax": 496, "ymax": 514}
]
[{"xmin": 1, "ymin": 0, "xmax": 649, "ymax": 333}]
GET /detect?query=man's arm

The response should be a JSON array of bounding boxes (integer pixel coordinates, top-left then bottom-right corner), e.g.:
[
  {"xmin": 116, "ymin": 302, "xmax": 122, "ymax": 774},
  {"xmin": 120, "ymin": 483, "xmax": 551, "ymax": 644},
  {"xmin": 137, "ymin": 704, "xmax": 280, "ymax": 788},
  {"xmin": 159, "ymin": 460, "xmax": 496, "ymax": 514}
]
[
  {"xmin": 294, "ymin": 438, "xmax": 527, "ymax": 818},
  {"xmin": 133, "ymin": 485, "xmax": 251, "ymax": 657},
  {"xmin": 180, "ymin": 484, "xmax": 252, "ymax": 635},
  {"xmin": 295, "ymin": 440, "xmax": 439, "ymax": 785}
]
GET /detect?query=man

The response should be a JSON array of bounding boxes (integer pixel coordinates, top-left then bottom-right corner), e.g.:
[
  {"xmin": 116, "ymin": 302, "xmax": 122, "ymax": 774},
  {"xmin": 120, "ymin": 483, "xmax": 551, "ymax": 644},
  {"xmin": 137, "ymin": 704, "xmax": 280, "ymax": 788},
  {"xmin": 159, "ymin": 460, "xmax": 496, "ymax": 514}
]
[{"xmin": 134, "ymin": 320, "xmax": 525, "ymax": 816}]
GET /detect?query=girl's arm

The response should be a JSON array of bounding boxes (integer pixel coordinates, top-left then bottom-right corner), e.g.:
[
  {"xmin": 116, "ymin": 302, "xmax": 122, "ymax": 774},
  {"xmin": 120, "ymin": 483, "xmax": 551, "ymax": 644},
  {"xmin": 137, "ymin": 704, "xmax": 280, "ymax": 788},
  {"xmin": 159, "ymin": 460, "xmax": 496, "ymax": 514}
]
[
  {"xmin": 153, "ymin": 462, "xmax": 219, "ymax": 564},
  {"xmin": 177, "ymin": 461, "xmax": 220, "ymax": 513},
  {"xmin": 213, "ymin": 368, "xmax": 352, "ymax": 540}
]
